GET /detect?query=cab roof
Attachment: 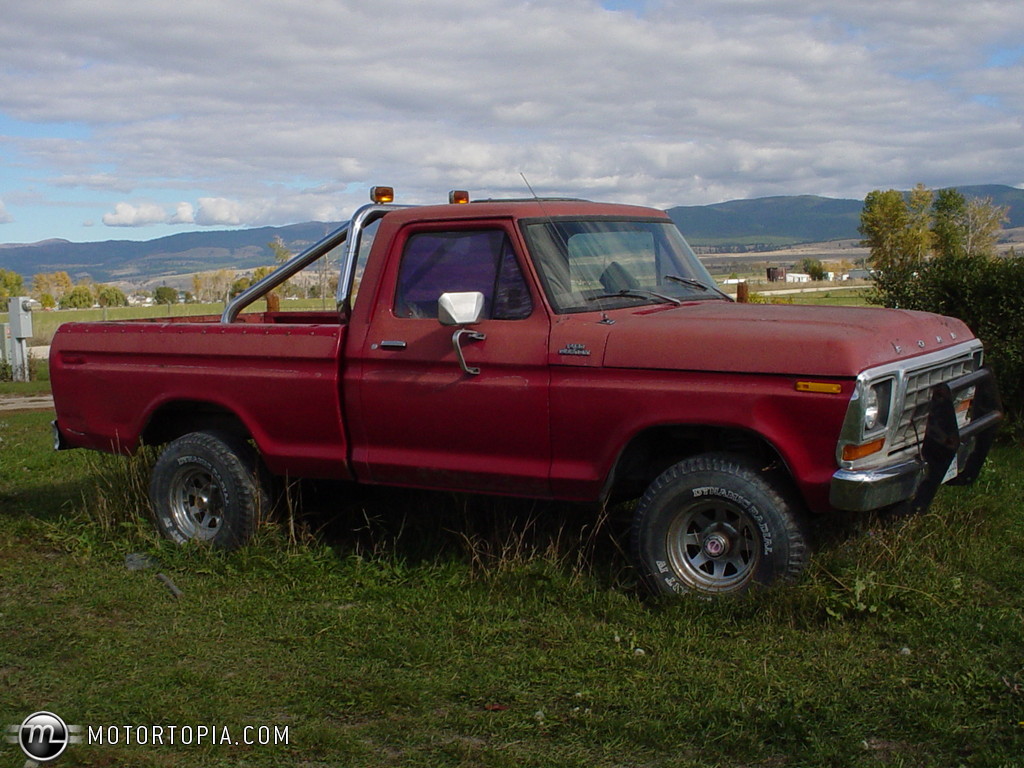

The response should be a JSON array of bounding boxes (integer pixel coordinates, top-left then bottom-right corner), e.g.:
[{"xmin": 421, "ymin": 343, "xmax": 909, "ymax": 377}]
[{"xmin": 380, "ymin": 198, "xmax": 672, "ymax": 224}]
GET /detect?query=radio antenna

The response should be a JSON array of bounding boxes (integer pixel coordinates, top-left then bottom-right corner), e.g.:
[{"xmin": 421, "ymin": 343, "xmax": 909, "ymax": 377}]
[
  {"xmin": 520, "ymin": 172, "xmax": 540, "ymax": 200},
  {"xmin": 518, "ymin": 173, "xmax": 611, "ymax": 321}
]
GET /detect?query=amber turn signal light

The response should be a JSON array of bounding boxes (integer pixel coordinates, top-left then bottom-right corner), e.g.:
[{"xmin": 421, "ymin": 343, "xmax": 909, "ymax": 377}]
[{"xmin": 842, "ymin": 438, "xmax": 885, "ymax": 462}]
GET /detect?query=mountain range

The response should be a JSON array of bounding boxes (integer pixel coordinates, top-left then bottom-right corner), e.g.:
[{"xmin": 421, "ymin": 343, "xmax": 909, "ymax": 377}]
[
  {"xmin": 666, "ymin": 184, "xmax": 1024, "ymax": 249},
  {"xmin": 1, "ymin": 185, "xmax": 1021, "ymax": 285}
]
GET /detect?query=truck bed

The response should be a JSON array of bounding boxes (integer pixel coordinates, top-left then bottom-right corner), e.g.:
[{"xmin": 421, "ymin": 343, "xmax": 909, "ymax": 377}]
[{"xmin": 50, "ymin": 314, "xmax": 351, "ymax": 480}]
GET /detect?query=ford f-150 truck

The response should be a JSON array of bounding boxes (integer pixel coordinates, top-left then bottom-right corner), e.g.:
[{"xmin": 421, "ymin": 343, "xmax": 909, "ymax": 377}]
[{"xmin": 50, "ymin": 187, "xmax": 1002, "ymax": 596}]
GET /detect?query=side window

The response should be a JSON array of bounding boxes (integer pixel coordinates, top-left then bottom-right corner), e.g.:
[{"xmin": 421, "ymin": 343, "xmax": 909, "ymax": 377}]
[{"xmin": 395, "ymin": 229, "xmax": 533, "ymax": 320}]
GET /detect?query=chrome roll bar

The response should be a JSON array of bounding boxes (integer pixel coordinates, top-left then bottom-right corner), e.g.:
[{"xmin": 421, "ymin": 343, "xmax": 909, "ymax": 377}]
[
  {"xmin": 220, "ymin": 203, "xmax": 407, "ymax": 324},
  {"xmin": 335, "ymin": 203, "xmax": 411, "ymax": 316},
  {"xmin": 220, "ymin": 221, "xmax": 351, "ymax": 323}
]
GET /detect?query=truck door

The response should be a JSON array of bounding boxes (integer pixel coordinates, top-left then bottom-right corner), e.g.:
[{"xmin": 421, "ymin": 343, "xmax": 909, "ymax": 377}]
[{"xmin": 353, "ymin": 221, "xmax": 551, "ymax": 496}]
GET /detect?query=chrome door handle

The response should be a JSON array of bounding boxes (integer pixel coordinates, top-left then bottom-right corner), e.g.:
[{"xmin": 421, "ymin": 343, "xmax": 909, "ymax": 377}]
[
  {"xmin": 452, "ymin": 329, "xmax": 486, "ymax": 375},
  {"xmin": 377, "ymin": 340, "xmax": 407, "ymax": 350}
]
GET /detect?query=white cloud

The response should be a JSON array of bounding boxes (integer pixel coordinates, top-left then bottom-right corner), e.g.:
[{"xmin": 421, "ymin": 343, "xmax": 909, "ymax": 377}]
[
  {"xmin": 0, "ymin": 200, "xmax": 12, "ymax": 224},
  {"xmin": 194, "ymin": 198, "xmax": 246, "ymax": 227},
  {"xmin": 102, "ymin": 201, "xmax": 169, "ymax": 227},
  {"xmin": 168, "ymin": 202, "xmax": 195, "ymax": 225},
  {"xmin": 0, "ymin": 0, "xmax": 1022, "ymax": 241},
  {"xmin": 191, "ymin": 192, "xmax": 348, "ymax": 228}
]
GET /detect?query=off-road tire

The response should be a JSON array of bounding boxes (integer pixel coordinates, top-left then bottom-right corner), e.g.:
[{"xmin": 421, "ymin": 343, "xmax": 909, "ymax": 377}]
[
  {"xmin": 632, "ymin": 453, "xmax": 808, "ymax": 596},
  {"xmin": 149, "ymin": 430, "xmax": 269, "ymax": 549}
]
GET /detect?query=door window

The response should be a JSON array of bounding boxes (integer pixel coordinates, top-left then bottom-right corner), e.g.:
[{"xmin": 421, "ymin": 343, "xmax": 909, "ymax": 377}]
[{"xmin": 394, "ymin": 229, "xmax": 532, "ymax": 320}]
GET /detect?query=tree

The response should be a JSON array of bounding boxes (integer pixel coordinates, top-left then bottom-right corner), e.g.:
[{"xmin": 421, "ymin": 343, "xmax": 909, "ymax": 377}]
[
  {"xmin": 230, "ymin": 276, "xmax": 252, "ymax": 297},
  {"xmin": 191, "ymin": 273, "xmax": 206, "ymax": 302},
  {"xmin": 268, "ymin": 237, "xmax": 300, "ymax": 297},
  {"xmin": 38, "ymin": 293, "xmax": 56, "ymax": 310},
  {"xmin": 33, "ymin": 271, "xmax": 73, "ymax": 300},
  {"xmin": 0, "ymin": 268, "xmax": 25, "ymax": 300},
  {"xmin": 154, "ymin": 286, "xmax": 178, "ymax": 305},
  {"xmin": 865, "ymin": 184, "xmax": 1009, "ymax": 309},
  {"xmin": 798, "ymin": 258, "xmax": 826, "ymax": 281},
  {"xmin": 96, "ymin": 285, "xmax": 128, "ymax": 307},
  {"xmin": 207, "ymin": 270, "xmax": 234, "ymax": 303},
  {"xmin": 905, "ymin": 183, "xmax": 935, "ymax": 263},
  {"xmin": 963, "ymin": 196, "xmax": 1008, "ymax": 259},
  {"xmin": 931, "ymin": 188, "xmax": 967, "ymax": 260},
  {"xmin": 268, "ymin": 236, "xmax": 292, "ymax": 264},
  {"xmin": 60, "ymin": 285, "xmax": 94, "ymax": 309},
  {"xmin": 859, "ymin": 189, "xmax": 913, "ymax": 272}
]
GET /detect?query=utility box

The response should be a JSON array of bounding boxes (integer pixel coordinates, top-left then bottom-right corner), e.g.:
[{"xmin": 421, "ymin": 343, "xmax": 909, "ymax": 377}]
[
  {"xmin": 6, "ymin": 297, "xmax": 33, "ymax": 381},
  {"xmin": 8, "ymin": 296, "xmax": 33, "ymax": 339}
]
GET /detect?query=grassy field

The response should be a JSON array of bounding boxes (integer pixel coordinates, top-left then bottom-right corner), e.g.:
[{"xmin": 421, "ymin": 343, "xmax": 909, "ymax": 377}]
[
  {"xmin": 1, "ymin": 403, "xmax": 1022, "ymax": 767},
  {"xmin": 786, "ymin": 287, "xmax": 873, "ymax": 306}
]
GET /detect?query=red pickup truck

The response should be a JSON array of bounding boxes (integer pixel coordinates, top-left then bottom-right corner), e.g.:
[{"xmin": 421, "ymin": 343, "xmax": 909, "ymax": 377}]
[{"xmin": 50, "ymin": 188, "xmax": 1002, "ymax": 596}]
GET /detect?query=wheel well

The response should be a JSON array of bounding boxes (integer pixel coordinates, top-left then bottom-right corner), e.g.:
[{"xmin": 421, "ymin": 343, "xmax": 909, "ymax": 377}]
[
  {"xmin": 141, "ymin": 401, "xmax": 251, "ymax": 448},
  {"xmin": 606, "ymin": 425, "xmax": 794, "ymax": 502}
]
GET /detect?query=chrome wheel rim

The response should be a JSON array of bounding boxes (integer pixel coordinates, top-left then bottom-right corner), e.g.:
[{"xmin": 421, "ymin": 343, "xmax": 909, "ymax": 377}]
[
  {"xmin": 169, "ymin": 466, "xmax": 224, "ymax": 540},
  {"xmin": 666, "ymin": 500, "xmax": 760, "ymax": 592}
]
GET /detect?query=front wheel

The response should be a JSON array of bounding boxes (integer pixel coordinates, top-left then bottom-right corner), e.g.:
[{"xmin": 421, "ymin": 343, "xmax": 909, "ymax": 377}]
[
  {"xmin": 149, "ymin": 431, "xmax": 269, "ymax": 549},
  {"xmin": 631, "ymin": 453, "xmax": 808, "ymax": 596}
]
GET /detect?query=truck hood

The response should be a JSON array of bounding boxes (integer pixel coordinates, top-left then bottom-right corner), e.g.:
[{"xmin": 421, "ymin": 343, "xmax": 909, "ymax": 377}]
[{"xmin": 598, "ymin": 301, "xmax": 974, "ymax": 377}]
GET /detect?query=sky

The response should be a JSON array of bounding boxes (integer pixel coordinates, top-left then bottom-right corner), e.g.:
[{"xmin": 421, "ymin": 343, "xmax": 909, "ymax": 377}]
[{"xmin": 1, "ymin": 0, "xmax": 1022, "ymax": 244}]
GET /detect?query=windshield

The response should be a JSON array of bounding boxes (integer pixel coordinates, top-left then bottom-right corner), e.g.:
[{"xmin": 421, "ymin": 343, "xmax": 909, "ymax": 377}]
[{"xmin": 521, "ymin": 218, "xmax": 723, "ymax": 313}]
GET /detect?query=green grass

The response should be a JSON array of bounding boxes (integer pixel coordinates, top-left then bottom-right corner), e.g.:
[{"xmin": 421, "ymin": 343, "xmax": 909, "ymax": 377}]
[
  {"xmin": 0, "ymin": 358, "xmax": 50, "ymax": 394},
  {"xmin": 788, "ymin": 288, "xmax": 873, "ymax": 307},
  {"xmin": 1, "ymin": 411, "xmax": 1023, "ymax": 766}
]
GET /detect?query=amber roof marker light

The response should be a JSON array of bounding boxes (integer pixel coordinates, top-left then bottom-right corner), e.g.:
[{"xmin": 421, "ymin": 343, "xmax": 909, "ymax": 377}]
[
  {"xmin": 449, "ymin": 190, "xmax": 470, "ymax": 204},
  {"xmin": 370, "ymin": 186, "xmax": 395, "ymax": 204}
]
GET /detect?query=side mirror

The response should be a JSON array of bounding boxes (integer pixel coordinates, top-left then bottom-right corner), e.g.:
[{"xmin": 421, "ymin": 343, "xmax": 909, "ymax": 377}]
[{"xmin": 438, "ymin": 292, "xmax": 484, "ymax": 326}]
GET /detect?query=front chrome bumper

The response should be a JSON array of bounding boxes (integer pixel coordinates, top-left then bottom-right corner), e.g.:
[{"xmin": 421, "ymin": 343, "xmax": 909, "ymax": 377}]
[
  {"xmin": 830, "ymin": 367, "xmax": 1002, "ymax": 513},
  {"xmin": 831, "ymin": 460, "xmax": 924, "ymax": 512}
]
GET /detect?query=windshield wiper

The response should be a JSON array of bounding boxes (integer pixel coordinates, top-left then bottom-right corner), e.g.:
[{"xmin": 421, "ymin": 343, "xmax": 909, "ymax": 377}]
[
  {"xmin": 587, "ymin": 289, "xmax": 682, "ymax": 306},
  {"xmin": 664, "ymin": 274, "xmax": 732, "ymax": 300}
]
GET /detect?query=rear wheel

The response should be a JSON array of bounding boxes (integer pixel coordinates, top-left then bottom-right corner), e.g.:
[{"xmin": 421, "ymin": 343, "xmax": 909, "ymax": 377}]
[
  {"xmin": 632, "ymin": 453, "xmax": 808, "ymax": 596},
  {"xmin": 149, "ymin": 431, "xmax": 269, "ymax": 549}
]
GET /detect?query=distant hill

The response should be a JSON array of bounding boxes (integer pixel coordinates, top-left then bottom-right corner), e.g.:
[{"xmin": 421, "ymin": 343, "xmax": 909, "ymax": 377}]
[
  {"xmin": 0, "ymin": 221, "xmax": 343, "ymax": 284},
  {"xmin": 1, "ymin": 185, "xmax": 1021, "ymax": 283},
  {"xmin": 668, "ymin": 195, "xmax": 863, "ymax": 248},
  {"xmin": 669, "ymin": 184, "xmax": 1024, "ymax": 248}
]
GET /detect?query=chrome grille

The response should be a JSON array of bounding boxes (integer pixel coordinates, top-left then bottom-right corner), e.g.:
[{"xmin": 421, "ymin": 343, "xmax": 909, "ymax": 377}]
[{"xmin": 888, "ymin": 352, "xmax": 976, "ymax": 457}]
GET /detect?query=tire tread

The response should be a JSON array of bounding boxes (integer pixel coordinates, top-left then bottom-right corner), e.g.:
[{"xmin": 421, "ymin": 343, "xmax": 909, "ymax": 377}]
[{"xmin": 631, "ymin": 452, "xmax": 808, "ymax": 595}]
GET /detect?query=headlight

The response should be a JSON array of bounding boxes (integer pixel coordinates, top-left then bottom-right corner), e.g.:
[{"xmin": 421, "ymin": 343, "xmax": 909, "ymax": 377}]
[{"xmin": 863, "ymin": 380, "xmax": 893, "ymax": 433}]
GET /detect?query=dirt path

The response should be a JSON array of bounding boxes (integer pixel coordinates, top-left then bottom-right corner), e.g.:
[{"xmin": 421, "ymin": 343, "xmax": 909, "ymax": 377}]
[{"xmin": 0, "ymin": 395, "xmax": 55, "ymax": 412}]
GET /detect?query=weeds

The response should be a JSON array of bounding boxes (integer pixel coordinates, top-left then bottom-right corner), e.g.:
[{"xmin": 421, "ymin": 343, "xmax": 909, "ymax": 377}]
[
  {"xmin": 450, "ymin": 501, "xmax": 623, "ymax": 586},
  {"xmin": 81, "ymin": 446, "xmax": 155, "ymax": 532}
]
